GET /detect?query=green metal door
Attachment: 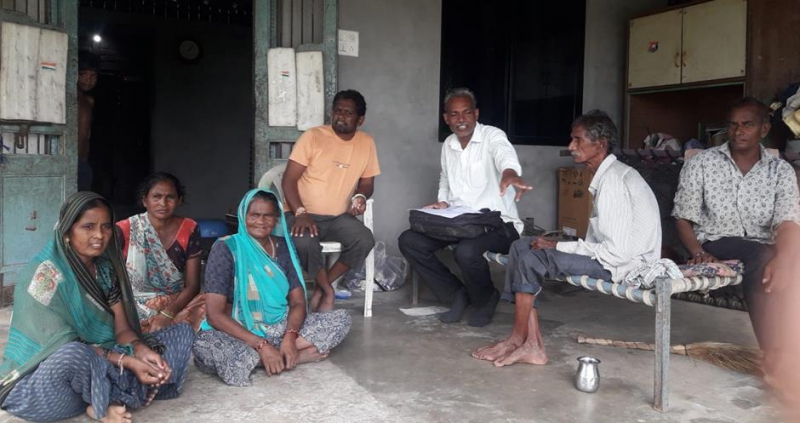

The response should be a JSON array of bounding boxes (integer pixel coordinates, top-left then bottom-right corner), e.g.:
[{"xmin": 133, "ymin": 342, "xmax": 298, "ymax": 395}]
[
  {"xmin": 0, "ymin": 0, "xmax": 77, "ymax": 301},
  {"xmin": 252, "ymin": 0, "xmax": 338, "ymax": 183}
]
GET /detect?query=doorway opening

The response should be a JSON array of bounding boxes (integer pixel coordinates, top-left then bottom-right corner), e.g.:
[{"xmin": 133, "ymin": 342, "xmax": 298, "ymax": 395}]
[{"xmin": 78, "ymin": 0, "xmax": 254, "ymax": 219}]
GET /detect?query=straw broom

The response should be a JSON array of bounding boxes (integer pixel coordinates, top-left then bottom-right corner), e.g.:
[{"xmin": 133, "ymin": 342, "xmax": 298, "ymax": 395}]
[{"xmin": 577, "ymin": 335, "xmax": 762, "ymax": 375}]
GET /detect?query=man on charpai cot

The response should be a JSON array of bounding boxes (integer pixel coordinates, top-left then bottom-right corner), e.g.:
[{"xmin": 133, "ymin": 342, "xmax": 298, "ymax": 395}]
[{"xmin": 473, "ymin": 110, "xmax": 661, "ymax": 367}]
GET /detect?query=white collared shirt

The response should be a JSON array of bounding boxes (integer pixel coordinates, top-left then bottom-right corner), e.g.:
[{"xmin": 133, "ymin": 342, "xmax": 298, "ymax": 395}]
[
  {"xmin": 438, "ymin": 123, "xmax": 523, "ymax": 233},
  {"xmin": 556, "ymin": 155, "xmax": 662, "ymax": 281}
]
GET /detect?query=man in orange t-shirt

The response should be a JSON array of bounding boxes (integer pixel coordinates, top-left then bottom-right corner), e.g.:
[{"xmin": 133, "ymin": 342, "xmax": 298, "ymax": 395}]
[{"xmin": 282, "ymin": 90, "xmax": 380, "ymax": 312}]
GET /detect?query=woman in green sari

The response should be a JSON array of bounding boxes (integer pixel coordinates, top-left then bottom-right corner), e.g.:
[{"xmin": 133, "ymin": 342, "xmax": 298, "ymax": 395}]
[
  {"xmin": 193, "ymin": 189, "xmax": 351, "ymax": 386},
  {"xmin": 0, "ymin": 192, "xmax": 194, "ymax": 423}
]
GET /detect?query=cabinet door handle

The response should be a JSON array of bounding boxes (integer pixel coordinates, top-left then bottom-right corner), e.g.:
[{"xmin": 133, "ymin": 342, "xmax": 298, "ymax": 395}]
[{"xmin": 674, "ymin": 52, "xmax": 680, "ymax": 68}]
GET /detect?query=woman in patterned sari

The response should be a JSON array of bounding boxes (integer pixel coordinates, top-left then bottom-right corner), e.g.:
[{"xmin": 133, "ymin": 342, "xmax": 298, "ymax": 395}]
[
  {"xmin": 0, "ymin": 192, "xmax": 194, "ymax": 423},
  {"xmin": 192, "ymin": 189, "xmax": 351, "ymax": 386},
  {"xmin": 117, "ymin": 172, "xmax": 204, "ymax": 333}
]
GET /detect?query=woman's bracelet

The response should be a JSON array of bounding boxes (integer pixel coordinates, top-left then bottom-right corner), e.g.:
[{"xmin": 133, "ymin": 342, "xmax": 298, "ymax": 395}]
[
  {"xmin": 351, "ymin": 193, "xmax": 367, "ymax": 204},
  {"xmin": 117, "ymin": 353, "xmax": 126, "ymax": 376},
  {"xmin": 285, "ymin": 328, "xmax": 299, "ymax": 337},
  {"xmin": 693, "ymin": 250, "xmax": 706, "ymax": 258},
  {"xmin": 159, "ymin": 310, "xmax": 175, "ymax": 320},
  {"xmin": 253, "ymin": 338, "xmax": 269, "ymax": 352}
]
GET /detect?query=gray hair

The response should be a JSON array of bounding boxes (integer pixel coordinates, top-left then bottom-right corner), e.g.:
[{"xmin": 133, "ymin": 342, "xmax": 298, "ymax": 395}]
[
  {"xmin": 443, "ymin": 87, "xmax": 477, "ymax": 111},
  {"xmin": 571, "ymin": 110, "xmax": 619, "ymax": 153}
]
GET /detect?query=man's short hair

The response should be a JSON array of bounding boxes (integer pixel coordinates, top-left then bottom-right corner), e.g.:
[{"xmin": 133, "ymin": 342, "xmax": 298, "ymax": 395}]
[
  {"xmin": 333, "ymin": 89, "xmax": 367, "ymax": 117},
  {"xmin": 571, "ymin": 110, "xmax": 619, "ymax": 154},
  {"xmin": 730, "ymin": 97, "xmax": 771, "ymax": 124},
  {"xmin": 78, "ymin": 50, "xmax": 100, "ymax": 72},
  {"xmin": 443, "ymin": 87, "xmax": 477, "ymax": 111}
]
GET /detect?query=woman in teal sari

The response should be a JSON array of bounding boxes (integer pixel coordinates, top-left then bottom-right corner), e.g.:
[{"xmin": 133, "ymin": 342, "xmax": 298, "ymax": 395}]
[
  {"xmin": 0, "ymin": 192, "xmax": 194, "ymax": 423},
  {"xmin": 193, "ymin": 189, "xmax": 351, "ymax": 386}
]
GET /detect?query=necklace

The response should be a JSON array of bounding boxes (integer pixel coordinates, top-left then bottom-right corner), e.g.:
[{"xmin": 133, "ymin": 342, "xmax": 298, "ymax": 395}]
[
  {"xmin": 87, "ymin": 261, "xmax": 97, "ymax": 279},
  {"xmin": 267, "ymin": 236, "xmax": 276, "ymax": 259}
]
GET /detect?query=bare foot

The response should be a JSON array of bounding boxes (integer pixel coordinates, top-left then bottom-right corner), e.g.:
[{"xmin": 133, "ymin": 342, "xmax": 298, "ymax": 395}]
[
  {"xmin": 472, "ymin": 338, "xmax": 521, "ymax": 361},
  {"xmin": 87, "ymin": 404, "xmax": 132, "ymax": 423},
  {"xmin": 297, "ymin": 348, "xmax": 330, "ymax": 364},
  {"xmin": 493, "ymin": 341, "xmax": 548, "ymax": 367}
]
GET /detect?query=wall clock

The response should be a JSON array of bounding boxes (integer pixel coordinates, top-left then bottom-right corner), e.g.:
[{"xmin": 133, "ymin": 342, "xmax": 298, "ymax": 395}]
[{"xmin": 177, "ymin": 39, "xmax": 202, "ymax": 64}]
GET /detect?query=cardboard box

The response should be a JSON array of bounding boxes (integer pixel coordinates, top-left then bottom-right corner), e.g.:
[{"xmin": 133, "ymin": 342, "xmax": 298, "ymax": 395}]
[{"xmin": 557, "ymin": 167, "xmax": 594, "ymax": 238}]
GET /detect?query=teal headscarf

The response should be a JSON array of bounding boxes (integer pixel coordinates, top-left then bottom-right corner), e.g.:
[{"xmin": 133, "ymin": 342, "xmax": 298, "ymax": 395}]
[
  {"xmin": 0, "ymin": 192, "xmax": 159, "ymax": 403},
  {"xmin": 201, "ymin": 189, "xmax": 306, "ymax": 335}
]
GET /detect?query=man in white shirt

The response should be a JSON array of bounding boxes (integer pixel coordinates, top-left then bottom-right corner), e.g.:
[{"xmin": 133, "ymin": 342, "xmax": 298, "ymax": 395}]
[
  {"xmin": 473, "ymin": 110, "xmax": 661, "ymax": 367},
  {"xmin": 399, "ymin": 88, "xmax": 532, "ymax": 327}
]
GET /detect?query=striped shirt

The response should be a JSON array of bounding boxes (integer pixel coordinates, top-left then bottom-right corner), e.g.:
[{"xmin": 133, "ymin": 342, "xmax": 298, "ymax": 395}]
[{"xmin": 556, "ymin": 154, "xmax": 662, "ymax": 281}]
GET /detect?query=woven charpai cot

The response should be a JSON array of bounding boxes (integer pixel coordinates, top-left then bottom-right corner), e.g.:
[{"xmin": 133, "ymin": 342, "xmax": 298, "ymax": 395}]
[{"xmin": 563, "ymin": 274, "xmax": 742, "ymax": 307}]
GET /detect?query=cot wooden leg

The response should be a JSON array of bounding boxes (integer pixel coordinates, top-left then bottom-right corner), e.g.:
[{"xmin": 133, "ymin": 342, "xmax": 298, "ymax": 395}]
[{"xmin": 654, "ymin": 279, "xmax": 671, "ymax": 412}]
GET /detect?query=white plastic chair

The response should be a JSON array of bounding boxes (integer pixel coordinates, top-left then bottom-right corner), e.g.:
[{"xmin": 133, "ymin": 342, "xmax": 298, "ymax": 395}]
[{"xmin": 258, "ymin": 163, "xmax": 376, "ymax": 317}]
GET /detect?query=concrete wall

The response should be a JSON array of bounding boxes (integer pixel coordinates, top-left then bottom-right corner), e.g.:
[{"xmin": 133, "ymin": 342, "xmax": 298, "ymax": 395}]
[
  {"xmin": 338, "ymin": 0, "xmax": 667, "ymax": 254},
  {"xmin": 338, "ymin": 0, "xmax": 444, "ymax": 254},
  {"xmin": 582, "ymin": 0, "xmax": 666, "ymax": 128},
  {"xmin": 79, "ymin": 0, "xmax": 667, "ymax": 254}
]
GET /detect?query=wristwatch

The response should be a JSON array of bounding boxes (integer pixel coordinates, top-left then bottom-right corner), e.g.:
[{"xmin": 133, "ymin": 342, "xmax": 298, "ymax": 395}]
[{"xmin": 295, "ymin": 206, "xmax": 307, "ymax": 216}]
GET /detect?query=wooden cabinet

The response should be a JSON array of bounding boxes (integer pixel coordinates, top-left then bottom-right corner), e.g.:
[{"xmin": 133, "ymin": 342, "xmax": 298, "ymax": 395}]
[
  {"xmin": 627, "ymin": 0, "xmax": 746, "ymax": 90},
  {"xmin": 682, "ymin": 0, "xmax": 746, "ymax": 83},
  {"xmin": 628, "ymin": 10, "xmax": 682, "ymax": 89}
]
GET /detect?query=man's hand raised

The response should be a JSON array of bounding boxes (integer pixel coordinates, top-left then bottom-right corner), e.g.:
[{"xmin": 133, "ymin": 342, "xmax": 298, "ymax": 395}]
[{"xmin": 500, "ymin": 170, "xmax": 532, "ymax": 202}]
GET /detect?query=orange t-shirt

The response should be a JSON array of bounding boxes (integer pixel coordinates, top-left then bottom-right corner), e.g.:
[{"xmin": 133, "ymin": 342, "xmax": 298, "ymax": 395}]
[{"xmin": 288, "ymin": 125, "xmax": 381, "ymax": 215}]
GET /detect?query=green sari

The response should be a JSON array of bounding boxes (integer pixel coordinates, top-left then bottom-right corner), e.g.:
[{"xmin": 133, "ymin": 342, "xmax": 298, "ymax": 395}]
[{"xmin": 0, "ymin": 192, "xmax": 159, "ymax": 403}]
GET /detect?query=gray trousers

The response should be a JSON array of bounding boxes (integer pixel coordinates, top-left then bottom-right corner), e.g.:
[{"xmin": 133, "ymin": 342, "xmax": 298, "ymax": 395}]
[
  {"xmin": 286, "ymin": 212, "xmax": 375, "ymax": 278},
  {"xmin": 503, "ymin": 237, "xmax": 612, "ymax": 306}
]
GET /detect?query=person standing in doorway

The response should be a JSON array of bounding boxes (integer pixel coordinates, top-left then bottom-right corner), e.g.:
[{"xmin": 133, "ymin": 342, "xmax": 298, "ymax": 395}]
[{"xmin": 78, "ymin": 50, "xmax": 99, "ymax": 192}]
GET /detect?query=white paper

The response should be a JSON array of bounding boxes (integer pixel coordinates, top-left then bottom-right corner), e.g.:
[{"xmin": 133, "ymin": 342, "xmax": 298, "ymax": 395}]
[
  {"xmin": 338, "ymin": 29, "xmax": 359, "ymax": 57},
  {"xmin": 411, "ymin": 205, "xmax": 479, "ymax": 219},
  {"xmin": 399, "ymin": 306, "xmax": 448, "ymax": 317}
]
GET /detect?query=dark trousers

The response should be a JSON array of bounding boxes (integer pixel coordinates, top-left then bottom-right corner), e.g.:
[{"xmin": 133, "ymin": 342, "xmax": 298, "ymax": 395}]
[
  {"xmin": 398, "ymin": 223, "xmax": 519, "ymax": 307},
  {"xmin": 702, "ymin": 237, "xmax": 774, "ymax": 347},
  {"xmin": 286, "ymin": 212, "xmax": 375, "ymax": 278}
]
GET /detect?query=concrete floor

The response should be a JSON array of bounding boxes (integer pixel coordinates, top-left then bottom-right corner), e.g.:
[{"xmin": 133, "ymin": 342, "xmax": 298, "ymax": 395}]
[{"xmin": 0, "ymin": 279, "xmax": 782, "ymax": 423}]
